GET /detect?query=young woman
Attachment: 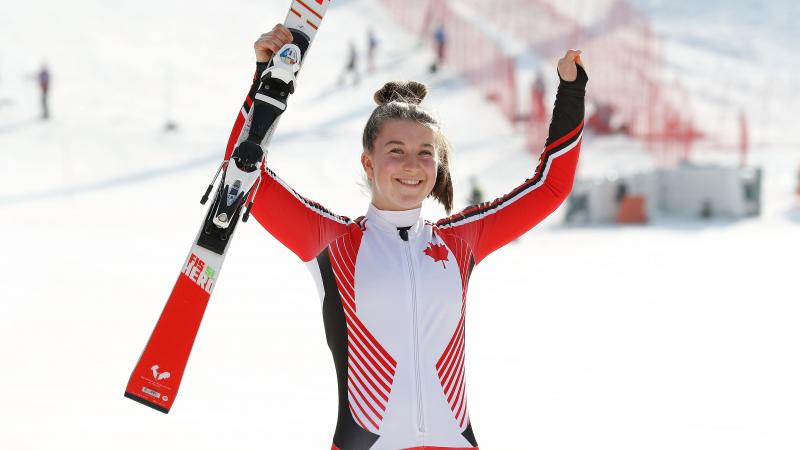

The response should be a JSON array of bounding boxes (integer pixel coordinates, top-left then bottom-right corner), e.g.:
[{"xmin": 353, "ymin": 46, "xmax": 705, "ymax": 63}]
[{"xmin": 239, "ymin": 24, "xmax": 587, "ymax": 450}]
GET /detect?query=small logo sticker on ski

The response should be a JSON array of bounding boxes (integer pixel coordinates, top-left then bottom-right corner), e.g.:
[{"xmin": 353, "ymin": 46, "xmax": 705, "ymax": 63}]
[
  {"xmin": 142, "ymin": 387, "xmax": 161, "ymax": 399},
  {"xmin": 279, "ymin": 46, "xmax": 300, "ymax": 66},
  {"xmin": 151, "ymin": 364, "xmax": 171, "ymax": 381},
  {"xmin": 226, "ymin": 180, "xmax": 241, "ymax": 206},
  {"xmin": 182, "ymin": 253, "xmax": 217, "ymax": 293}
]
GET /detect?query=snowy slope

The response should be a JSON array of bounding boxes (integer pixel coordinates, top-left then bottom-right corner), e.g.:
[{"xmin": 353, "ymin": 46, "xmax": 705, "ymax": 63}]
[{"xmin": 1, "ymin": 1, "xmax": 800, "ymax": 449}]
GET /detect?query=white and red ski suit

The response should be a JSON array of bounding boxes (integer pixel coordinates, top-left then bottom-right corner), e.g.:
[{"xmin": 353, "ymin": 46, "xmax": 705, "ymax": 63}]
[{"xmin": 243, "ymin": 66, "xmax": 587, "ymax": 450}]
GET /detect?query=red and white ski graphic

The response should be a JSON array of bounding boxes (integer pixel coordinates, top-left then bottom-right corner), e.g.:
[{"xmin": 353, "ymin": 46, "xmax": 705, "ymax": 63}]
[{"xmin": 125, "ymin": 0, "xmax": 331, "ymax": 414}]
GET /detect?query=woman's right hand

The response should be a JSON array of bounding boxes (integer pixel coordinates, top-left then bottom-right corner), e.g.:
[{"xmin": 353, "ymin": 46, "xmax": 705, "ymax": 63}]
[{"xmin": 254, "ymin": 24, "xmax": 294, "ymax": 63}]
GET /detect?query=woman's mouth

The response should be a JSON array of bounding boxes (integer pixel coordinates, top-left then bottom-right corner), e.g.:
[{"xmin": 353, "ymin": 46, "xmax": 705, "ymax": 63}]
[{"xmin": 396, "ymin": 178, "xmax": 423, "ymax": 186}]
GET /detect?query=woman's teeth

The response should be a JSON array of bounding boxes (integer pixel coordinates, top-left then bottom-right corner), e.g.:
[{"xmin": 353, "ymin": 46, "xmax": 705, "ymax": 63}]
[{"xmin": 397, "ymin": 179, "xmax": 421, "ymax": 185}]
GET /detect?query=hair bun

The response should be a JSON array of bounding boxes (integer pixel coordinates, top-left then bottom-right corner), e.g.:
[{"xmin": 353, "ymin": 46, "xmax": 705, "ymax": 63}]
[{"xmin": 374, "ymin": 80, "xmax": 428, "ymax": 106}]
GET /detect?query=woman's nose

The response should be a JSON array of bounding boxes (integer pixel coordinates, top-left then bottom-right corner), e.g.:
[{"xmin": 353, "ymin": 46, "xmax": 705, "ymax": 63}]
[{"xmin": 401, "ymin": 155, "xmax": 419, "ymax": 170}]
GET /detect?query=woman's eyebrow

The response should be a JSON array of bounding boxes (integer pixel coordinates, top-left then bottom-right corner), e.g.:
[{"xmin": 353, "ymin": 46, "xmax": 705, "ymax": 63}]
[{"xmin": 384, "ymin": 140, "xmax": 434, "ymax": 148}]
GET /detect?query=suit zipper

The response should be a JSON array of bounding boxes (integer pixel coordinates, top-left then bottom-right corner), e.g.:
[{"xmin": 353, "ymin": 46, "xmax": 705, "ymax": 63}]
[{"xmin": 403, "ymin": 239, "xmax": 426, "ymax": 433}]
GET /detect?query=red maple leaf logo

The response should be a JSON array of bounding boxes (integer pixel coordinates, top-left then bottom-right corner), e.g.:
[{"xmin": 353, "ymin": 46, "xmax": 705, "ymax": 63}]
[{"xmin": 424, "ymin": 243, "xmax": 449, "ymax": 269}]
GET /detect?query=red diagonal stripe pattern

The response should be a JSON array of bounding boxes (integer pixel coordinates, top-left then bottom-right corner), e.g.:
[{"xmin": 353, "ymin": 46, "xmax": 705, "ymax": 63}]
[
  {"xmin": 328, "ymin": 235, "xmax": 397, "ymax": 434},
  {"xmin": 434, "ymin": 232, "xmax": 473, "ymax": 429},
  {"xmin": 296, "ymin": 0, "xmax": 323, "ymax": 19}
]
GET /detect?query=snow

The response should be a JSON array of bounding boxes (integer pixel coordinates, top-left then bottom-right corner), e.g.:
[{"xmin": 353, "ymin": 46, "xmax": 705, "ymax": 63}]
[{"xmin": 1, "ymin": 0, "xmax": 799, "ymax": 449}]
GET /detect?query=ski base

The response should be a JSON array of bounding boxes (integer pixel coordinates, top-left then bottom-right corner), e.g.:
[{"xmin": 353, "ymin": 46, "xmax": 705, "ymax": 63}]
[{"xmin": 124, "ymin": 392, "xmax": 170, "ymax": 414}]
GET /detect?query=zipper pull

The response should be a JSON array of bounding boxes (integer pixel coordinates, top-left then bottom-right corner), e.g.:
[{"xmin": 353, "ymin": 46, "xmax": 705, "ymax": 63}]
[{"xmin": 397, "ymin": 226, "xmax": 411, "ymax": 241}]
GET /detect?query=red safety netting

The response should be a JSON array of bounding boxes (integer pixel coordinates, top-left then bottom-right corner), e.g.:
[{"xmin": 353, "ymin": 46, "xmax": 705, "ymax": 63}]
[
  {"xmin": 382, "ymin": 0, "xmax": 518, "ymax": 122},
  {"xmin": 380, "ymin": 0, "xmax": 702, "ymax": 165}
]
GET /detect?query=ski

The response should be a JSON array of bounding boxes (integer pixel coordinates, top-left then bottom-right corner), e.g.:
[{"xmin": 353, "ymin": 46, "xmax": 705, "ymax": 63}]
[{"xmin": 125, "ymin": 0, "xmax": 331, "ymax": 414}]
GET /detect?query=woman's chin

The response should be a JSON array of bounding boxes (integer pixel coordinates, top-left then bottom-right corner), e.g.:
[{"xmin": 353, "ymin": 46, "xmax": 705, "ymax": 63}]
[{"xmin": 386, "ymin": 196, "xmax": 424, "ymax": 211}]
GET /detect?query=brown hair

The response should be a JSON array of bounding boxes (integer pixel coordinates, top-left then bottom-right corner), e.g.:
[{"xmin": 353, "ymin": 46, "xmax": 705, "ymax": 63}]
[{"xmin": 362, "ymin": 80, "xmax": 454, "ymax": 214}]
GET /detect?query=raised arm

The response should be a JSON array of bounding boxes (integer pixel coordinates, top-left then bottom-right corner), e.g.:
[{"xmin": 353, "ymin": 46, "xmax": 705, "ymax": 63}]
[
  {"xmin": 250, "ymin": 169, "xmax": 351, "ymax": 262},
  {"xmin": 436, "ymin": 50, "xmax": 588, "ymax": 264},
  {"xmin": 223, "ymin": 24, "xmax": 294, "ymax": 160},
  {"xmin": 223, "ymin": 25, "xmax": 351, "ymax": 262}
]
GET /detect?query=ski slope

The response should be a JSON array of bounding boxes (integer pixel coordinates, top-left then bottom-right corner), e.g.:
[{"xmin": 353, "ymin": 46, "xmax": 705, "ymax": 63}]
[{"xmin": 1, "ymin": 0, "xmax": 799, "ymax": 449}]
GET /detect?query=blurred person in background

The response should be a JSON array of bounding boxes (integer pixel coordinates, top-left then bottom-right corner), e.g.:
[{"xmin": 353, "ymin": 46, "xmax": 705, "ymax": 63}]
[
  {"xmin": 367, "ymin": 27, "xmax": 378, "ymax": 73},
  {"xmin": 339, "ymin": 40, "xmax": 360, "ymax": 86},
  {"xmin": 36, "ymin": 63, "xmax": 50, "ymax": 119},
  {"xmin": 249, "ymin": 24, "xmax": 586, "ymax": 450},
  {"xmin": 430, "ymin": 23, "xmax": 446, "ymax": 73},
  {"xmin": 467, "ymin": 175, "xmax": 485, "ymax": 206}
]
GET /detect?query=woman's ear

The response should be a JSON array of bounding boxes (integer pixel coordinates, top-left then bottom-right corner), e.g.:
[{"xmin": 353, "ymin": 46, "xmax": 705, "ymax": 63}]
[{"xmin": 361, "ymin": 152, "xmax": 374, "ymax": 181}]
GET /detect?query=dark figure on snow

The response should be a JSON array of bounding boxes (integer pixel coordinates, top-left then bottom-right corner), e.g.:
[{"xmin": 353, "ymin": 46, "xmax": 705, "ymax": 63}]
[
  {"xmin": 367, "ymin": 28, "xmax": 378, "ymax": 73},
  {"xmin": 467, "ymin": 176, "xmax": 485, "ymax": 206},
  {"xmin": 37, "ymin": 64, "xmax": 51, "ymax": 119},
  {"xmin": 430, "ymin": 24, "xmax": 446, "ymax": 73},
  {"xmin": 339, "ymin": 41, "xmax": 359, "ymax": 86},
  {"xmin": 615, "ymin": 181, "xmax": 628, "ymax": 204}
]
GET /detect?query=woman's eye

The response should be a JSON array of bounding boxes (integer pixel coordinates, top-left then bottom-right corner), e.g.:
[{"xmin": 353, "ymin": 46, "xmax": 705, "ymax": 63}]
[
  {"xmin": 420, "ymin": 151, "xmax": 433, "ymax": 157},
  {"xmin": 390, "ymin": 148, "xmax": 403, "ymax": 154}
]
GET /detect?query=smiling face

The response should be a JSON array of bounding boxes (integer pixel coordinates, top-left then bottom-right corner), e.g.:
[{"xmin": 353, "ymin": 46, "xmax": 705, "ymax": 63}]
[{"xmin": 361, "ymin": 119, "xmax": 438, "ymax": 211}]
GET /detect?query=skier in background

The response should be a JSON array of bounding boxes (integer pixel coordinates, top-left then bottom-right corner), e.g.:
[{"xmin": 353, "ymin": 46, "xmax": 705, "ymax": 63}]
[
  {"xmin": 338, "ymin": 40, "xmax": 359, "ymax": 86},
  {"xmin": 615, "ymin": 181, "xmax": 628, "ymax": 205},
  {"xmin": 366, "ymin": 28, "xmax": 378, "ymax": 74},
  {"xmin": 467, "ymin": 176, "xmax": 485, "ymax": 206},
  {"xmin": 37, "ymin": 63, "xmax": 51, "ymax": 119},
  {"xmin": 251, "ymin": 24, "xmax": 587, "ymax": 449},
  {"xmin": 430, "ymin": 24, "xmax": 446, "ymax": 73}
]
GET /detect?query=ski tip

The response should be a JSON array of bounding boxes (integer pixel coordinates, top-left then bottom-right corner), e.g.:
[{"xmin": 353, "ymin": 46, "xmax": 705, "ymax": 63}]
[{"xmin": 124, "ymin": 391, "xmax": 170, "ymax": 414}]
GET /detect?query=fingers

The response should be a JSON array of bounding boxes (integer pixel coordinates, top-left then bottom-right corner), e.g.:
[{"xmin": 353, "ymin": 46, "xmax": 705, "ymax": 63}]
[
  {"xmin": 255, "ymin": 35, "xmax": 287, "ymax": 54},
  {"xmin": 557, "ymin": 49, "xmax": 583, "ymax": 82},
  {"xmin": 271, "ymin": 23, "xmax": 293, "ymax": 43},
  {"xmin": 254, "ymin": 23, "xmax": 294, "ymax": 62},
  {"xmin": 558, "ymin": 49, "xmax": 585, "ymax": 76},
  {"xmin": 564, "ymin": 49, "xmax": 582, "ymax": 61},
  {"xmin": 560, "ymin": 49, "xmax": 583, "ymax": 68},
  {"xmin": 255, "ymin": 30, "xmax": 293, "ymax": 50}
]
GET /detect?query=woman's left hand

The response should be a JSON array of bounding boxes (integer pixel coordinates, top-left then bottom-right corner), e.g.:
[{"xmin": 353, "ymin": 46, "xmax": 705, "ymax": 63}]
[{"xmin": 557, "ymin": 49, "xmax": 584, "ymax": 82}]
